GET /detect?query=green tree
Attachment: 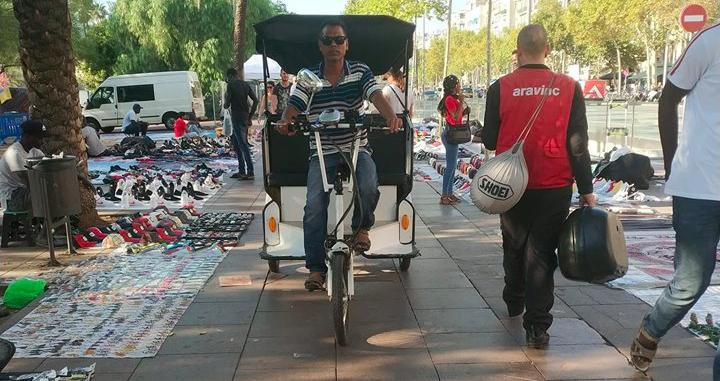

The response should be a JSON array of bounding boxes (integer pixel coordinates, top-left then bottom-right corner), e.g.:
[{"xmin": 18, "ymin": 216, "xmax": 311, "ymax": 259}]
[
  {"xmin": 345, "ymin": 0, "xmax": 447, "ymax": 21},
  {"xmin": 566, "ymin": 0, "xmax": 645, "ymax": 84},
  {"xmin": 0, "ymin": 0, "xmax": 21, "ymax": 82}
]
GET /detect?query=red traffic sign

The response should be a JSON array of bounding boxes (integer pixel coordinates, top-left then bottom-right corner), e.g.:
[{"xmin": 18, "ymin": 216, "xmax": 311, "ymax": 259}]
[{"xmin": 680, "ymin": 4, "xmax": 707, "ymax": 33}]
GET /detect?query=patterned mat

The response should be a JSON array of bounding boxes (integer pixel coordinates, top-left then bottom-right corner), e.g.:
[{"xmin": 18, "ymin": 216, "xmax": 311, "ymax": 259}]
[{"xmin": 1, "ymin": 245, "xmax": 227, "ymax": 358}]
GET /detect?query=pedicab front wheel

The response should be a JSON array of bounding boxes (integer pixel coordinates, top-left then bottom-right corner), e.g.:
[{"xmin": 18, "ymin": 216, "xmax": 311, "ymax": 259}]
[
  {"xmin": 331, "ymin": 252, "xmax": 350, "ymax": 346},
  {"xmin": 399, "ymin": 257, "xmax": 412, "ymax": 272}
]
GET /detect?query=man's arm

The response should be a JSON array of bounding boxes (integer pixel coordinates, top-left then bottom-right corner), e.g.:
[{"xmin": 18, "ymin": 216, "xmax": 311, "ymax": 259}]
[
  {"xmin": 481, "ymin": 81, "xmax": 501, "ymax": 150},
  {"xmin": 370, "ymin": 91, "xmax": 402, "ymax": 133},
  {"xmin": 247, "ymin": 83, "xmax": 258, "ymax": 122},
  {"xmin": 658, "ymin": 81, "xmax": 689, "ymax": 179},
  {"xmin": 223, "ymin": 85, "xmax": 231, "ymax": 109},
  {"xmin": 567, "ymin": 82, "xmax": 593, "ymax": 197}
]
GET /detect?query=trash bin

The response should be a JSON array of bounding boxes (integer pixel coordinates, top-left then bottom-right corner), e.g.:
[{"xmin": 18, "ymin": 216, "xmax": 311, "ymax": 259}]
[{"xmin": 27, "ymin": 156, "xmax": 82, "ymax": 219}]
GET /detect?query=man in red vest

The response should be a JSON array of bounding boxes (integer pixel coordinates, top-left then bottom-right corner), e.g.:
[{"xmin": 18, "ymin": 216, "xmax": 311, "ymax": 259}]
[{"xmin": 482, "ymin": 24, "xmax": 596, "ymax": 349}]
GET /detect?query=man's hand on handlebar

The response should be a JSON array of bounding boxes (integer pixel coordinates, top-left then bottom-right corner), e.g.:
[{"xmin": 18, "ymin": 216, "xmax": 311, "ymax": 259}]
[
  {"xmin": 275, "ymin": 119, "xmax": 296, "ymax": 136},
  {"xmin": 387, "ymin": 116, "xmax": 403, "ymax": 134}
]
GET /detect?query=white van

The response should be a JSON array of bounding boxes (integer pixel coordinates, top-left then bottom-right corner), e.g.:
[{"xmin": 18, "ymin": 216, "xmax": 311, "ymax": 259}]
[{"xmin": 83, "ymin": 71, "xmax": 205, "ymax": 133}]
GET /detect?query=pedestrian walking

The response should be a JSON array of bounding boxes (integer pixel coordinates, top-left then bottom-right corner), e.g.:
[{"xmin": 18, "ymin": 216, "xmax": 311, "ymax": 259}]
[
  {"xmin": 381, "ymin": 67, "xmax": 414, "ymax": 118},
  {"xmin": 259, "ymin": 81, "xmax": 279, "ymax": 116},
  {"xmin": 438, "ymin": 74, "xmax": 468, "ymax": 205},
  {"xmin": 481, "ymin": 24, "xmax": 595, "ymax": 348},
  {"xmin": 223, "ymin": 68, "xmax": 258, "ymax": 180},
  {"xmin": 273, "ymin": 69, "xmax": 292, "ymax": 115},
  {"xmin": 630, "ymin": 22, "xmax": 720, "ymax": 376}
]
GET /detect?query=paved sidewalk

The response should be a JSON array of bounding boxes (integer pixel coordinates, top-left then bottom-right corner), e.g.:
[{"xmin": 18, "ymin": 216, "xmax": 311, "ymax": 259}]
[{"xmin": 1, "ymin": 178, "xmax": 715, "ymax": 380}]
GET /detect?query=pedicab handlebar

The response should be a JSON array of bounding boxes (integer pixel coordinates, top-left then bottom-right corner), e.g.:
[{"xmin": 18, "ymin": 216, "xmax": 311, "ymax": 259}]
[{"xmin": 271, "ymin": 109, "xmax": 393, "ymax": 134}]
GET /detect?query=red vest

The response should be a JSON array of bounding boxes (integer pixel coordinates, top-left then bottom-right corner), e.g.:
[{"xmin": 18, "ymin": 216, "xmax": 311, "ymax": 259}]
[{"xmin": 496, "ymin": 68, "xmax": 576, "ymax": 189}]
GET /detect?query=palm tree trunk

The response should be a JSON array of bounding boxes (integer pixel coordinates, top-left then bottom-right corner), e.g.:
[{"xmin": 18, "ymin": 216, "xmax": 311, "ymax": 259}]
[
  {"xmin": 233, "ymin": 0, "xmax": 249, "ymax": 79},
  {"xmin": 13, "ymin": 0, "xmax": 99, "ymax": 228}
]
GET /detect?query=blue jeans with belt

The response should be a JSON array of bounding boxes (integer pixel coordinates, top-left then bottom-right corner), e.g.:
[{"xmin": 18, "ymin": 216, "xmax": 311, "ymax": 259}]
[
  {"xmin": 639, "ymin": 197, "xmax": 720, "ymax": 379},
  {"xmin": 304, "ymin": 151, "xmax": 380, "ymax": 273},
  {"xmin": 441, "ymin": 130, "xmax": 459, "ymax": 195}
]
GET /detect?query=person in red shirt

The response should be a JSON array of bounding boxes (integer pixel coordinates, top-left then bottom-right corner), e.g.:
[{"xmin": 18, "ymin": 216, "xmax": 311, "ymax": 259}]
[
  {"xmin": 173, "ymin": 112, "xmax": 187, "ymax": 138},
  {"xmin": 482, "ymin": 24, "xmax": 596, "ymax": 349},
  {"xmin": 437, "ymin": 74, "xmax": 469, "ymax": 205}
]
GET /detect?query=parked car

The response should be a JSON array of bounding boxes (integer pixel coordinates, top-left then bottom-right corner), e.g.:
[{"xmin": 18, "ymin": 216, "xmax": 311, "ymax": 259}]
[
  {"xmin": 422, "ymin": 90, "xmax": 439, "ymax": 101},
  {"xmin": 462, "ymin": 87, "xmax": 474, "ymax": 98},
  {"xmin": 83, "ymin": 71, "xmax": 205, "ymax": 133}
]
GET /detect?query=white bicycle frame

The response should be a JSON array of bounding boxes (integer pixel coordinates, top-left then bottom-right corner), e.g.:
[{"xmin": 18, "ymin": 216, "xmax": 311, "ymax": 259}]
[{"xmin": 313, "ymin": 126, "xmax": 362, "ymax": 299}]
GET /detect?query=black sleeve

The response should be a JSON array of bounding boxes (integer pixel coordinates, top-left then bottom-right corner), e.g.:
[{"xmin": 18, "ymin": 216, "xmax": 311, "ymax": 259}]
[
  {"xmin": 481, "ymin": 80, "xmax": 501, "ymax": 150},
  {"xmin": 247, "ymin": 82, "xmax": 258, "ymax": 117},
  {"xmin": 567, "ymin": 82, "xmax": 593, "ymax": 195},
  {"xmin": 658, "ymin": 80, "xmax": 690, "ymax": 179}
]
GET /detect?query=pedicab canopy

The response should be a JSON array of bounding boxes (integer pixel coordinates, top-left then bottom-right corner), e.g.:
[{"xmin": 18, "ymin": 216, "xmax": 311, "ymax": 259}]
[{"xmin": 254, "ymin": 15, "xmax": 415, "ymax": 76}]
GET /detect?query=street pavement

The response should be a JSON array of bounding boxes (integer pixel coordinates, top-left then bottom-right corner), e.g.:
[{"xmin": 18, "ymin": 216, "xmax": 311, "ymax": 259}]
[{"xmin": 0, "ymin": 171, "xmax": 714, "ymax": 380}]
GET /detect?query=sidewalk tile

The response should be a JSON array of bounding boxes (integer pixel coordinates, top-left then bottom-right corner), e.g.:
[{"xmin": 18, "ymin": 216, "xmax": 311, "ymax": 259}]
[
  {"xmin": 336, "ymin": 349, "xmax": 438, "ymax": 381},
  {"xmin": 176, "ymin": 302, "xmax": 255, "ymax": 326},
  {"xmin": 524, "ymin": 344, "xmax": 646, "ymax": 380},
  {"xmin": 647, "ymin": 357, "xmax": 714, "ymax": 381},
  {"xmin": 415, "ymin": 308, "xmax": 505, "ymax": 334},
  {"xmin": 2, "ymin": 358, "xmax": 43, "ymax": 373},
  {"xmin": 436, "ymin": 363, "xmax": 542, "ymax": 381},
  {"xmin": 234, "ymin": 368, "xmax": 335, "ymax": 381},
  {"xmin": 158, "ymin": 324, "xmax": 248, "ymax": 355},
  {"xmin": 406, "ymin": 288, "xmax": 488, "ymax": 310},
  {"xmin": 425, "ymin": 332, "xmax": 528, "ymax": 364},
  {"xmin": 37, "ymin": 358, "xmax": 140, "ymax": 374},
  {"xmin": 131, "ymin": 353, "xmax": 239, "ymax": 381},
  {"xmin": 94, "ymin": 374, "xmax": 131, "ymax": 381},
  {"xmin": 400, "ymin": 271, "xmax": 474, "ymax": 289},
  {"xmin": 249, "ymin": 311, "xmax": 333, "ymax": 338},
  {"xmin": 238, "ymin": 336, "xmax": 335, "ymax": 369}
]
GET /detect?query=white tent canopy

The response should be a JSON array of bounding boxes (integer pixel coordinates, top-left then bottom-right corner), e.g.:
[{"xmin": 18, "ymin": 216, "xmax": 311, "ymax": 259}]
[{"xmin": 243, "ymin": 54, "xmax": 281, "ymax": 80}]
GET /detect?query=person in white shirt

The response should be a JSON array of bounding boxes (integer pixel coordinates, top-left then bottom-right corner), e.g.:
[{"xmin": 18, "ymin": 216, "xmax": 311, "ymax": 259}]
[
  {"xmin": 0, "ymin": 120, "xmax": 46, "ymax": 212},
  {"xmin": 122, "ymin": 104, "xmax": 148, "ymax": 136},
  {"xmin": 631, "ymin": 22, "xmax": 720, "ymax": 376},
  {"xmin": 381, "ymin": 67, "xmax": 414, "ymax": 118},
  {"xmin": 81, "ymin": 122, "xmax": 109, "ymax": 157}
]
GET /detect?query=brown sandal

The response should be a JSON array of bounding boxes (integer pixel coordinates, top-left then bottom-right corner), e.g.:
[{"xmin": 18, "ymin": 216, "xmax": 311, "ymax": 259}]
[
  {"xmin": 354, "ymin": 229, "xmax": 371, "ymax": 252},
  {"xmin": 440, "ymin": 195, "xmax": 455, "ymax": 205},
  {"xmin": 630, "ymin": 328, "xmax": 658, "ymax": 372}
]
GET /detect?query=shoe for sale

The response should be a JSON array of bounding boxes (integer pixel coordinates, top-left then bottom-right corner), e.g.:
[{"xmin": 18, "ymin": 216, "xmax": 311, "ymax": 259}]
[
  {"xmin": 85, "ymin": 227, "xmax": 108, "ymax": 241},
  {"xmin": 74, "ymin": 234, "xmax": 97, "ymax": 249},
  {"xmin": 526, "ymin": 326, "xmax": 550, "ymax": 349}
]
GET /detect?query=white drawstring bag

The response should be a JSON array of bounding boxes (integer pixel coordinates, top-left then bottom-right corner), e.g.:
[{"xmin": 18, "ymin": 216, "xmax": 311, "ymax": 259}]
[
  {"xmin": 222, "ymin": 109, "xmax": 233, "ymax": 137},
  {"xmin": 471, "ymin": 76, "xmax": 555, "ymax": 214}
]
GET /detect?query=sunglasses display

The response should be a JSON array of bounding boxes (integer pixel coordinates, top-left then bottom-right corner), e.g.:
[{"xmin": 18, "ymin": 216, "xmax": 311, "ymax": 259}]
[{"xmin": 320, "ymin": 35, "xmax": 347, "ymax": 46}]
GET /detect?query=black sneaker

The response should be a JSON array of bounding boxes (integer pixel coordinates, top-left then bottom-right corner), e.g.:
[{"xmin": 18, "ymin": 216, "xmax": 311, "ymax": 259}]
[
  {"xmin": 240, "ymin": 174, "xmax": 255, "ymax": 181},
  {"xmin": 230, "ymin": 172, "xmax": 244, "ymax": 179},
  {"xmin": 526, "ymin": 326, "xmax": 550, "ymax": 349}
]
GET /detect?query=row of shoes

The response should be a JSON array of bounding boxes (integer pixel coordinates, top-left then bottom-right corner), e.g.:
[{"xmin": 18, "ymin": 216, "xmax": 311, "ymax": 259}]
[{"xmin": 73, "ymin": 206, "xmax": 201, "ymax": 248}]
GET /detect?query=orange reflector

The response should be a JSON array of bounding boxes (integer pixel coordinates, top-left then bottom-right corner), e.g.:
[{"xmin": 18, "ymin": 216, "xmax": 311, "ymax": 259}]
[
  {"xmin": 268, "ymin": 217, "xmax": 277, "ymax": 233},
  {"xmin": 401, "ymin": 214, "xmax": 410, "ymax": 230}
]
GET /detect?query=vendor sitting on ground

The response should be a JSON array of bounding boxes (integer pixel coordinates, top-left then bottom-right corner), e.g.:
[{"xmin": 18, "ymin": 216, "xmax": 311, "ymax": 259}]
[
  {"xmin": 173, "ymin": 112, "xmax": 203, "ymax": 138},
  {"xmin": 82, "ymin": 121, "xmax": 110, "ymax": 157},
  {"xmin": 0, "ymin": 120, "xmax": 46, "ymax": 212},
  {"xmin": 122, "ymin": 104, "xmax": 149, "ymax": 136}
]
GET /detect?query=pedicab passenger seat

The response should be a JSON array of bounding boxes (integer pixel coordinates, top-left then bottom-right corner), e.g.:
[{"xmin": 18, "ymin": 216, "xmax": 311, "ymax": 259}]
[{"xmin": 264, "ymin": 114, "xmax": 411, "ymax": 191}]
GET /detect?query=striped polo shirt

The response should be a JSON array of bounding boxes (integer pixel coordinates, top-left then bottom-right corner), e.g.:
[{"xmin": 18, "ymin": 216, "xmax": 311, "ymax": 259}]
[{"xmin": 288, "ymin": 60, "xmax": 382, "ymax": 155}]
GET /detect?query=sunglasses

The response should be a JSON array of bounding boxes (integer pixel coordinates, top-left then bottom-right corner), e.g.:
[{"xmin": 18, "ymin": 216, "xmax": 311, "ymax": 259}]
[{"xmin": 320, "ymin": 35, "xmax": 347, "ymax": 46}]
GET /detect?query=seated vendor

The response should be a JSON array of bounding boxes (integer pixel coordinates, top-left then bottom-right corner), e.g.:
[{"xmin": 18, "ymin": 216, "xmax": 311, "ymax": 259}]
[
  {"xmin": 0, "ymin": 120, "xmax": 46, "ymax": 212},
  {"xmin": 82, "ymin": 121, "xmax": 110, "ymax": 157},
  {"xmin": 173, "ymin": 112, "xmax": 203, "ymax": 138}
]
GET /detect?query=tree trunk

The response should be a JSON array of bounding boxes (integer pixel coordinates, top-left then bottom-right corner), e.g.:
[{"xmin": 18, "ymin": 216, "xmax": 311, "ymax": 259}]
[
  {"xmin": 615, "ymin": 45, "xmax": 622, "ymax": 92},
  {"xmin": 233, "ymin": 0, "xmax": 249, "ymax": 79},
  {"xmin": 13, "ymin": 0, "xmax": 99, "ymax": 228}
]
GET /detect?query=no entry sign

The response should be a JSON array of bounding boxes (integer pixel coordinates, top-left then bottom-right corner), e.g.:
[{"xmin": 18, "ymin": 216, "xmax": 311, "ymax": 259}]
[{"xmin": 680, "ymin": 4, "xmax": 707, "ymax": 33}]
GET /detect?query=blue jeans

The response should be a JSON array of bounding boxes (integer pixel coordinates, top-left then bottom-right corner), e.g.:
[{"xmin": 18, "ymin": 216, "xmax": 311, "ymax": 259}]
[
  {"xmin": 441, "ymin": 131, "xmax": 459, "ymax": 195},
  {"xmin": 231, "ymin": 117, "xmax": 253, "ymax": 175},
  {"xmin": 640, "ymin": 197, "xmax": 720, "ymax": 379},
  {"xmin": 304, "ymin": 151, "xmax": 380, "ymax": 273}
]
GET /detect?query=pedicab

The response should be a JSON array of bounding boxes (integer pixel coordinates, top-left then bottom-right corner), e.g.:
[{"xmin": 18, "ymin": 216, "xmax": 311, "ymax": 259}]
[{"xmin": 254, "ymin": 15, "xmax": 419, "ymax": 345}]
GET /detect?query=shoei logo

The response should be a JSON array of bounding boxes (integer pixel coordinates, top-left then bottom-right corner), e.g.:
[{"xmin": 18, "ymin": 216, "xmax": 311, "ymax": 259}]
[
  {"xmin": 476, "ymin": 175, "xmax": 514, "ymax": 200},
  {"xmin": 512, "ymin": 87, "xmax": 560, "ymax": 97}
]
